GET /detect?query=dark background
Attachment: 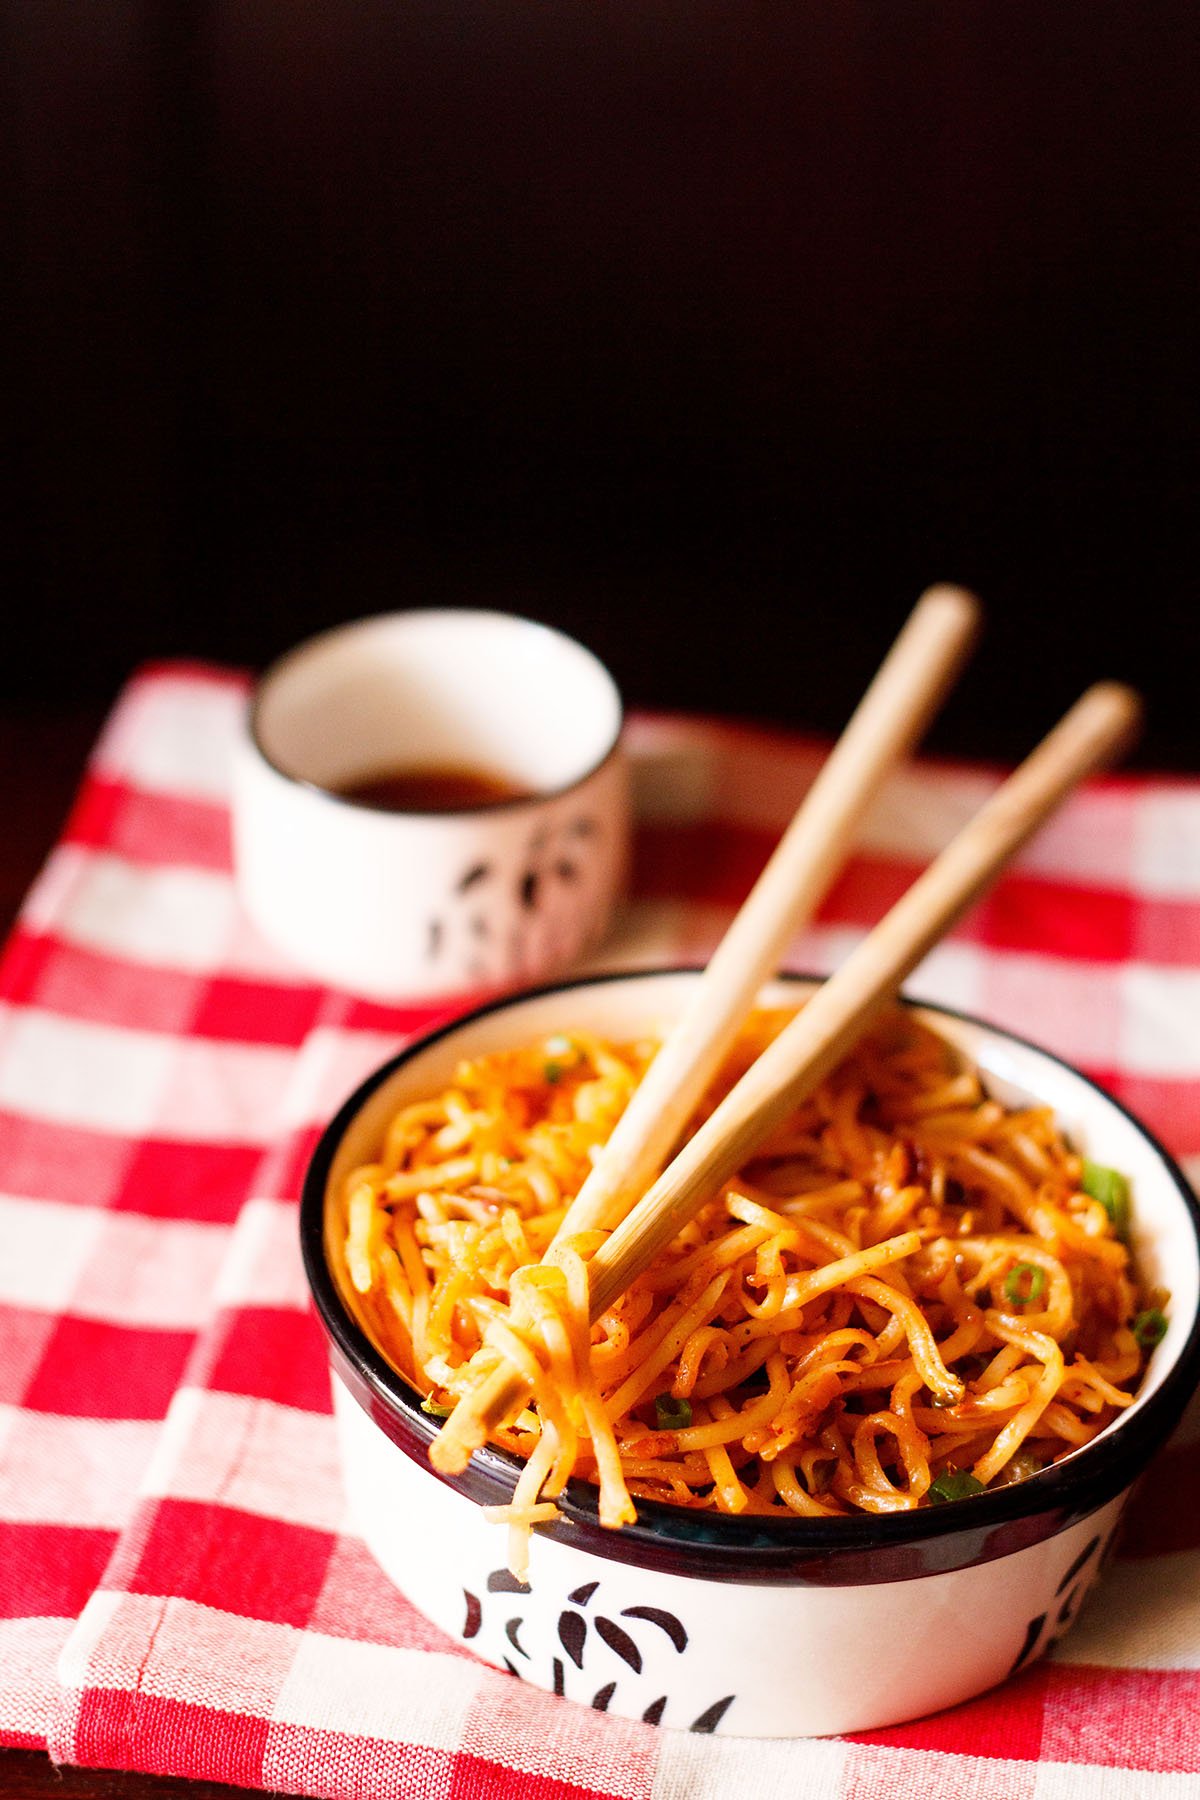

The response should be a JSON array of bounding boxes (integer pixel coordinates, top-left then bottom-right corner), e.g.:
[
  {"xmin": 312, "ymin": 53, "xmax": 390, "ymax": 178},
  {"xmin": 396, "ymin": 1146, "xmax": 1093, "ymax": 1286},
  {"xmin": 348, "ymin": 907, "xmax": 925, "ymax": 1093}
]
[{"xmin": 6, "ymin": 1, "xmax": 1200, "ymax": 764}]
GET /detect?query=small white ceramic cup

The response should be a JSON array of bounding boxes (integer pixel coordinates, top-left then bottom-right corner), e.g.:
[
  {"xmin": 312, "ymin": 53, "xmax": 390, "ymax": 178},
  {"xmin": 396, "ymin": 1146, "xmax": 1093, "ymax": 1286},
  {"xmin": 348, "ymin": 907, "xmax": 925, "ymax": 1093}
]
[{"xmin": 231, "ymin": 610, "xmax": 628, "ymax": 999}]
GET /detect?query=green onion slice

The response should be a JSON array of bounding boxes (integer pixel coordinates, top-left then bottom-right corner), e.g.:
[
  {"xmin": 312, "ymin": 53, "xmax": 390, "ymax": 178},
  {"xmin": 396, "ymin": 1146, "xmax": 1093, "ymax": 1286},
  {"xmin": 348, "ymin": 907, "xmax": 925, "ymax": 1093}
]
[
  {"xmin": 1003, "ymin": 1262, "xmax": 1047, "ymax": 1307},
  {"xmin": 655, "ymin": 1393, "xmax": 693, "ymax": 1431},
  {"xmin": 420, "ymin": 1395, "xmax": 454, "ymax": 1418},
  {"xmin": 1082, "ymin": 1159, "xmax": 1130, "ymax": 1235},
  {"xmin": 543, "ymin": 1036, "xmax": 579, "ymax": 1082},
  {"xmin": 1134, "ymin": 1307, "xmax": 1168, "ymax": 1350},
  {"xmin": 929, "ymin": 1469, "xmax": 986, "ymax": 1504}
]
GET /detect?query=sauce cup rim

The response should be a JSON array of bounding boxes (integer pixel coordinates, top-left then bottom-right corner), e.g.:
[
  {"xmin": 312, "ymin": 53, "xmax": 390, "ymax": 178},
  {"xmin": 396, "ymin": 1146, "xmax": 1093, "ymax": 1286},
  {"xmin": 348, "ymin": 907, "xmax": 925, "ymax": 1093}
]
[{"xmin": 246, "ymin": 607, "xmax": 626, "ymax": 817}]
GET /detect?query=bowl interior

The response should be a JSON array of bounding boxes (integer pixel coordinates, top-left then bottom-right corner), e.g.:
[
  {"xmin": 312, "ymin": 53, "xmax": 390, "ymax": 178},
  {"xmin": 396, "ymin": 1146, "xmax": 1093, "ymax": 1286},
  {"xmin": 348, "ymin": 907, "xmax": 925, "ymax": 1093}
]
[{"xmin": 323, "ymin": 969, "xmax": 1199, "ymax": 1441}]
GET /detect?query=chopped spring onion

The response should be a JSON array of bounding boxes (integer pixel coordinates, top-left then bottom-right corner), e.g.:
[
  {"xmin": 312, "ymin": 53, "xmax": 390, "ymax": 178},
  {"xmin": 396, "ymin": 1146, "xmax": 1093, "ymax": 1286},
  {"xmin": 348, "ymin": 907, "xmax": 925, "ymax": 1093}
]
[
  {"xmin": 929, "ymin": 1469, "xmax": 986, "ymax": 1504},
  {"xmin": 1003, "ymin": 1262, "xmax": 1047, "ymax": 1307},
  {"xmin": 1134, "ymin": 1308, "xmax": 1168, "ymax": 1350},
  {"xmin": 1082, "ymin": 1159, "xmax": 1130, "ymax": 1235},
  {"xmin": 543, "ymin": 1036, "xmax": 579, "ymax": 1082},
  {"xmin": 420, "ymin": 1395, "xmax": 454, "ymax": 1418},
  {"xmin": 655, "ymin": 1393, "xmax": 693, "ymax": 1431}
]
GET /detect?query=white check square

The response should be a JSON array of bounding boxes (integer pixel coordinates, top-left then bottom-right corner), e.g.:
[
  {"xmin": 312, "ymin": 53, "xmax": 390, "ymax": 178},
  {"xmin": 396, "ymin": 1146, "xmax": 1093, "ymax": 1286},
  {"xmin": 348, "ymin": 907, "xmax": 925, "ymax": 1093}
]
[
  {"xmin": 71, "ymin": 1211, "xmax": 230, "ymax": 1330},
  {"xmin": 0, "ymin": 1194, "xmax": 107, "ymax": 1313},
  {"xmin": 0, "ymin": 1007, "xmax": 175, "ymax": 1138},
  {"xmin": 93, "ymin": 677, "xmax": 247, "ymax": 803},
  {"xmin": 144, "ymin": 1388, "xmax": 345, "ymax": 1533}
]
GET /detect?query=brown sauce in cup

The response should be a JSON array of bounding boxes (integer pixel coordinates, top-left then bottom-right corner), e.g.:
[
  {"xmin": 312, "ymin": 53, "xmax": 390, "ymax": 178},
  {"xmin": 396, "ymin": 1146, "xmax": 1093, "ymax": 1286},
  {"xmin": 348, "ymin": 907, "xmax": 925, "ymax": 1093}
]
[{"xmin": 336, "ymin": 763, "xmax": 528, "ymax": 811}]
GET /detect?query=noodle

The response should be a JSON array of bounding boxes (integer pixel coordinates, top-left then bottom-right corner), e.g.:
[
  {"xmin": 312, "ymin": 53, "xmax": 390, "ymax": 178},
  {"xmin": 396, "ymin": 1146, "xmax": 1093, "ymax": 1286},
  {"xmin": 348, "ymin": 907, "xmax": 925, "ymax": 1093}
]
[{"xmin": 331, "ymin": 1006, "xmax": 1160, "ymax": 1565}]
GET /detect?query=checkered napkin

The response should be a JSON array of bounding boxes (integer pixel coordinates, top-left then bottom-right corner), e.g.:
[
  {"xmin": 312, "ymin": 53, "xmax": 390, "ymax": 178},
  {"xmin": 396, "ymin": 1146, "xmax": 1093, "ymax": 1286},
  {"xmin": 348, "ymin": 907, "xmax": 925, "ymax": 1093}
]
[{"xmin": 2, "ymin": 665, "xmax": 1199, "ymax": 1799}]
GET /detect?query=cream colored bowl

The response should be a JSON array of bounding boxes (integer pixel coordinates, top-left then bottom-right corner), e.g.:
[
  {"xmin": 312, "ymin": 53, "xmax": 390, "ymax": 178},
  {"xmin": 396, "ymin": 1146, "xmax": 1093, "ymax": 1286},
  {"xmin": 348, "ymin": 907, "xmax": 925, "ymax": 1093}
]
[{"xmin": 301, "ymin": 970, "xmax": 1200, "ymax": 1737}]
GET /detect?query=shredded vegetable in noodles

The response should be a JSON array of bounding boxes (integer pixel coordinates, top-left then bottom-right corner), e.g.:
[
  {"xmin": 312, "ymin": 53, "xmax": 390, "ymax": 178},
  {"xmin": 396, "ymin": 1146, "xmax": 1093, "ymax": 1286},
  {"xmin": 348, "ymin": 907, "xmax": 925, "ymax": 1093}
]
[{"xmin": 330, "ymin": 1008, "xmax": 1162, "ymax": 1578}]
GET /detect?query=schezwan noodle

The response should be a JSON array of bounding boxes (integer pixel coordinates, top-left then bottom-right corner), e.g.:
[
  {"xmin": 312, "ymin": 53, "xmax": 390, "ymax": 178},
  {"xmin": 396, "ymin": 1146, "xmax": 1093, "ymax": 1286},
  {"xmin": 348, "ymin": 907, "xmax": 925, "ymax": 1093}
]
[{"xmin": 333, "ymin": 1007, "xmax": 1165, "ymax": 1579}]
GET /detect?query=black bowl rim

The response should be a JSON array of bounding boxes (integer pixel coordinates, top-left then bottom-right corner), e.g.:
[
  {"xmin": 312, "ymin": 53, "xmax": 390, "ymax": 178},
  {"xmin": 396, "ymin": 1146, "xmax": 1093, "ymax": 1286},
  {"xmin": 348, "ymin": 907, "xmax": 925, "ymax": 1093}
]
[
  {"xmin": 301, "ymin": 967, "xmax": 1200, "ymax": 1585},
  {"xmin": 247, "ymin": 607, "xmax": 626, "ymax": 816}
]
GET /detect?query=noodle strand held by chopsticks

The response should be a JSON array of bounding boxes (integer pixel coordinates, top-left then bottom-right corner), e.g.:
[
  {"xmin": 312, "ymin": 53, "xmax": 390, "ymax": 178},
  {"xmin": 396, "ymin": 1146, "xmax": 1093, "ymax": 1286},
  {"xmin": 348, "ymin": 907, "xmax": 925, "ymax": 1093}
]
[{"xmin": 332, "ymin": 1007, "xmax": 1158, "ymax": 1574}]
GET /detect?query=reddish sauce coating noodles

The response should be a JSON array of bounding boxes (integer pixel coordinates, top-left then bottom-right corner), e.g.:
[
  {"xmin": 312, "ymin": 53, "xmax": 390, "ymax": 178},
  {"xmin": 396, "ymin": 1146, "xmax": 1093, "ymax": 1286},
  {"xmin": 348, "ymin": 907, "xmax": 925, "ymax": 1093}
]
[{"xmin": 332, "ymin": 1008, "xmax": 1162, "ymax": 1575}]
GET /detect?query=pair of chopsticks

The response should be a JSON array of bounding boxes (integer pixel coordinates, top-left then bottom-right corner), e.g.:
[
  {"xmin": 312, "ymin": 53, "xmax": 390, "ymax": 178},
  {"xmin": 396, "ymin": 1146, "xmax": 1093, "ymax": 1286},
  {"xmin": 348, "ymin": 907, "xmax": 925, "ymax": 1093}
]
[{"xmin": 431, "ymin": 588, "xmax": 1139, "ymax": 1476}]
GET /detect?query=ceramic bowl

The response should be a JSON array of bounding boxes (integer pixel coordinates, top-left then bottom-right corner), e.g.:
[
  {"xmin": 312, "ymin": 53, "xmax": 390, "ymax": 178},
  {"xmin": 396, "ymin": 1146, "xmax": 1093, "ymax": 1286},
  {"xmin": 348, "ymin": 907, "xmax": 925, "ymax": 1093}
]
[
  {"xmin": 231, "ymin": 609, "xmax": 627, "ymax": 999},
  {"xmin": 300, "ymin": 970, "xmax": 1200, "ymax": 1737}
]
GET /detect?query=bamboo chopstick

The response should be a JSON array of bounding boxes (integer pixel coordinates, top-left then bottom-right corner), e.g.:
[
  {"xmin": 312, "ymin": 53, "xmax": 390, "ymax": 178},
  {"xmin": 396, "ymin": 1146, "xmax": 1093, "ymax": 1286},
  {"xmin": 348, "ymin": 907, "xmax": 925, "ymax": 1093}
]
[
  {"xmin": 585, "ymin": 681, "xmax": 1140, "ymax": 1319},
  {"xmin": 429, "ymin": 584, "xmax": 980, "ymax": 1474},
  {"xmin": 550, "ymin": 585, "xmax": 979, "ymax": 1248}
]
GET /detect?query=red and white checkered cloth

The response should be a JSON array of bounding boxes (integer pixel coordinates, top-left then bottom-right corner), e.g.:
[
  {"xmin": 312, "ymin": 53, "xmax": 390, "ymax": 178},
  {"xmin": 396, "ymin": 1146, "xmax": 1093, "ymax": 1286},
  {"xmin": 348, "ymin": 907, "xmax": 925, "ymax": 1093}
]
[{"xmin": 2, "ymin": 663, "xmax": 1199, "ymax": 1799}]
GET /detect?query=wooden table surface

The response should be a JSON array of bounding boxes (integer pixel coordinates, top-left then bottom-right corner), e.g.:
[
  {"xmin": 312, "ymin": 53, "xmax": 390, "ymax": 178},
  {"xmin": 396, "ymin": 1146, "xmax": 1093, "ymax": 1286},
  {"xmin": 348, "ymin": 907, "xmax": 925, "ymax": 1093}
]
[{"xmin": 0, "ymin": 705, "xmax": 281, "ymax": 1797}]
